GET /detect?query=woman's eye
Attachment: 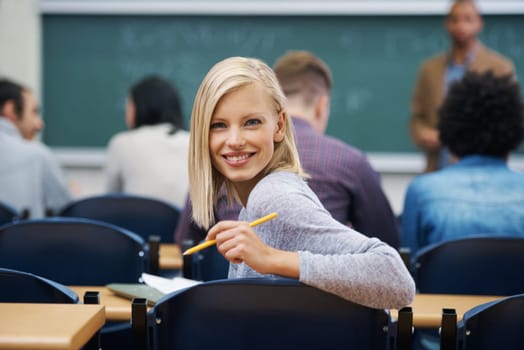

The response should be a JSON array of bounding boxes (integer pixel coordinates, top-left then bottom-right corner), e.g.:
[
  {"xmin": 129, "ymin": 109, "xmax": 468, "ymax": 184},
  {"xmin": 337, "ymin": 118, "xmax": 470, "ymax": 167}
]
[
  {"xmin": 210, "ymin": 122, "xmax": 226, "ymax": 129},
  {"xmin": 245, "ymin": 119, "xmax": 262, "ymax": 127}
]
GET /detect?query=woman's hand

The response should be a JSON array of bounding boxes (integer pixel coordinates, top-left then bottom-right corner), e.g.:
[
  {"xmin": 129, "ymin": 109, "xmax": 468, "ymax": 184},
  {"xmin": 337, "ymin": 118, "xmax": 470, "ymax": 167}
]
[
  {"xmin": 207, "ymin": 220, "xmax": 272, "ymax": 273},
  {"xmin": 207, "ymin": 220, "xmax": 299, "ymax": 277}
]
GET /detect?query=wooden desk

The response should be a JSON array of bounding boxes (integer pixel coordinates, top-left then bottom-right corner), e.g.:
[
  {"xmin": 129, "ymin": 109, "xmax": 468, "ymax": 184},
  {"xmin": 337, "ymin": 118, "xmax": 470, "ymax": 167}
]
[
  {"xmin": 0, "ymin": 303, "xmax": 105, "ymax": 350},
  {"xmin": 70, "ymin": 286, "xmax": 134, "ymax": 322},
  {"xmin": 71, "ymin": 242, "xmax": 183, "ymax": 321},
  {"xmin": 391, "ymin": 294, "xmax": 502, "ymax": 328},
  {"xmin": 71, "ymin": 285, "xmax": 503, "ymax": 329},
  {"xmin": 159, "ymin": 243, "xmax": 182, "ymax": 270}
]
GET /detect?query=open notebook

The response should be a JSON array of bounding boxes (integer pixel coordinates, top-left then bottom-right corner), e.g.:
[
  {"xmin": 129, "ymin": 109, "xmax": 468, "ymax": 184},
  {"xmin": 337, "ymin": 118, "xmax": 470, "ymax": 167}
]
[
  {"xmin": 107, "ymin": 283, "xmax": 166, "ymax": 306},
  {"xmin": 107, "ymin": 273, "xmax": 201, "ymax": 306}
]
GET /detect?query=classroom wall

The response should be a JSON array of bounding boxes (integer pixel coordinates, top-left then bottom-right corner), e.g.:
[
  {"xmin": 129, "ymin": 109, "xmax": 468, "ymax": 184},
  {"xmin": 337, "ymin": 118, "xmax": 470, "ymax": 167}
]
[{"xmin": 0, "ymin": 0, "xmax": 40, "ymax": 98}]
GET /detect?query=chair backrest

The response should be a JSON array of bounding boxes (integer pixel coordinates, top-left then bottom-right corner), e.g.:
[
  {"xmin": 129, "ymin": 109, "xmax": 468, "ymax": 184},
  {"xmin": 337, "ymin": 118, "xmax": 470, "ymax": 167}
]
[
  {"xmin": 0, "ymin": 217, "xmax": 146, "ymax": 285},
  {"xmin": 191, "ymin": 244, "xmax": 229, "ymax": 281},
  {"xmin": 0, "ymin": 267, "xmax": 79, "ymax": 303},
  {"xmin": 58, "ymin": 193, "xmax": 180, "ymax": 243},
  {"xmin": 458, "ymin": 293, "xmax": 524, "ymax": 349},
  {"xmin": 0, "ymin": 201, "xmax": 19, "ymax": 227},
  {"xmin": 140, "ymin": 278, "xmax": 394, "ymax": 350},
  {"xmin": 414, "ymin": 236, "xmax": 524, "ymax": 295}
]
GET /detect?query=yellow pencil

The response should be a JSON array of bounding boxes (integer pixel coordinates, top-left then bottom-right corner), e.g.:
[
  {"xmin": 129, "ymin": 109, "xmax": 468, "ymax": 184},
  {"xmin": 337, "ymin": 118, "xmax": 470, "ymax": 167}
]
[{"xmin": 182, "ymin": 212, "xmax": 278, "ymax": 255}]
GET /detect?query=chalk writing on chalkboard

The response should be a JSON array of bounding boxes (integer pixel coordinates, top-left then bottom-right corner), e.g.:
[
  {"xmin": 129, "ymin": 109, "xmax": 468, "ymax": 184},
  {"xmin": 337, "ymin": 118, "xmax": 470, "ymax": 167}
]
[{"xmin": 42, "ymin": 14, "xmax": 524, "ymax": 155}]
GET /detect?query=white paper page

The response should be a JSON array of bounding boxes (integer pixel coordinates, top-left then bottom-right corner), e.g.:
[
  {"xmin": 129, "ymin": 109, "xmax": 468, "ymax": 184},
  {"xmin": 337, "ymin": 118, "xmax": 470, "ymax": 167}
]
[{"xmin": 141, "ymin": 272, "xmax": 201, "ymax": 294}]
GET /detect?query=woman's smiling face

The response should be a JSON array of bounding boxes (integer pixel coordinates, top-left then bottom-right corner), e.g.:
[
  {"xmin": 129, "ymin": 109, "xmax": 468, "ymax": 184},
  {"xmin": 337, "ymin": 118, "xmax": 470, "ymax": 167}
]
[{"xmin": 209, "ymin": 82, "xmax": 285, "ymax": 200}]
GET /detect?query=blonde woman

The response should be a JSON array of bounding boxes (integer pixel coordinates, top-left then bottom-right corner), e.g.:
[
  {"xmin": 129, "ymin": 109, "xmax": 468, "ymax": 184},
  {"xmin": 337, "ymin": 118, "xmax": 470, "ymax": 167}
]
[{"xmin": 188, "ymin": 57, "xmax": 414, "ymax": 309}]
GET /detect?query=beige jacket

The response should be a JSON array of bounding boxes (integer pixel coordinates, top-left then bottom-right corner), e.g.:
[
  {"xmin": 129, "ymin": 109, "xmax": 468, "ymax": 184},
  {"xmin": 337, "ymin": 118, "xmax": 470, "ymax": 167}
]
[{"xmin": 410, "ymin": 42, "xmax": 514, "ymax": 172}]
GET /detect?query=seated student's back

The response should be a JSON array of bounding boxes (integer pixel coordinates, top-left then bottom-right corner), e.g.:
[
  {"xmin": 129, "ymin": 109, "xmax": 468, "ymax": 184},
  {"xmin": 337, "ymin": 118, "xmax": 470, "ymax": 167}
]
[
  {"xmin": 0, "ymin": 79, "xmax": 72, "ymax": 218},
  {"xmin": 105, "ymin": 75, "xmax": 190, "ymax": 208},
  {"xmin": 401, "ymin": 71, "xmax": 524, "ymax": 255}
]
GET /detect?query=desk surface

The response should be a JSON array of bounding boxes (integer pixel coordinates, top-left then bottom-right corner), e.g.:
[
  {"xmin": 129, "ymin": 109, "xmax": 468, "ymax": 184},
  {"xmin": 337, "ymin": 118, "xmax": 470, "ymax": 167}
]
[
  {"xmin": 70, "ymin": 285, "xmax": 503, "ymax": 329},
  {"xmin": 0, "ymin": 303, "xmax": 105, "ymax": 350},
  {"xmin": 390, "ymin": 294, "xmax": 502, "ymax": 328},
  {"xmin": 70, "ymin": 286, "xmax": 134, "ymax": 321},
  {"xmin": 159, "ymin": 244, "xmax": 182, "ymax": 270}
]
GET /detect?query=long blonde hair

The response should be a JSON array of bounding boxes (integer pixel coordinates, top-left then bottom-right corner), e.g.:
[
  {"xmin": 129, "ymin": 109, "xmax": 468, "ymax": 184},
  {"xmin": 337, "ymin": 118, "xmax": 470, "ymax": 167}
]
[{"xmin": 189, "ymin": 56, "xmax": 305, "ymax": 229}]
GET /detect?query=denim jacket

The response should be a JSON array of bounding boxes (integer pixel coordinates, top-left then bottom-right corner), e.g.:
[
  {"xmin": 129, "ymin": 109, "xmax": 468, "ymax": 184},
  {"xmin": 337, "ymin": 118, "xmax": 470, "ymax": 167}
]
[{"xmin": 401, "ymin": 155, "xmax": 524, "ymax": 254}]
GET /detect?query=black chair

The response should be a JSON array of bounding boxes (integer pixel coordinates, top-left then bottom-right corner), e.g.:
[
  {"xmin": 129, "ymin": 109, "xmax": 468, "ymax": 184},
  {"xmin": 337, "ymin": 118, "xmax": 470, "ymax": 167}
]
[
  {"xmin": 0, "ymin": 201, "xmax": 19, "ymax": 226},
  {"xmin": 0, "ymin": 267, "xmax": 79, "ymax": 303},
  {"xmin": 0, "ymin": 217, "xmax": 147, "ymax": 350},
  {"xmin": 0, "ymin": 217, "xmax": 146, "ymax": 285},
  {"xmin": 58, "ymin": 193, "xmax": 181, "ymax": 243},
  {"xmin": 413, "ymin": 236, "xmax": 524, "ymax": 350},
  {"xmin": 440, "ymin": 293, "xmax": 524, "ymax": 350},
  {"xmin": 190, "ymin": 244, "xmax": 229, "ymax": 281},
  {"xmin": 414, "ymin": 236, "xmax": 524, "ymax": 295},
  {"xmin": 132, "ymin": 277, "xmax": 408, "ymax": 350}
]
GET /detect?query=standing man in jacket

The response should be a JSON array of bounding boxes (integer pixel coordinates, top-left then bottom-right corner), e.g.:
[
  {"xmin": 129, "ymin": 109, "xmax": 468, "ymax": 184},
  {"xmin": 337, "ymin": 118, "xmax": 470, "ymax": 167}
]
[{"xmin": 409, "ymin": 0, "xmax": 514, "ymax": 172}]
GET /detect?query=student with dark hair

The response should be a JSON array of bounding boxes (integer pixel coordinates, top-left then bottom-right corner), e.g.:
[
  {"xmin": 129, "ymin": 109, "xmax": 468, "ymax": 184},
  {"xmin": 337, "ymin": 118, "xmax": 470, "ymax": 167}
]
[
  {"xmin": 128, "ymin": 75, "xmax": 185, "ymax": 131},
  {"xmin": 402, "ymin": 71, "xmax": 524, "ymax": 255},
  {"xmin": 409, "ymin": 0, "xmax": 514, "ymax": 173},
  {"xmin": 0, "ymin": 78, "xmax": 72, "ymax": 217},
  {"xmin": 105, "ymin": 75, "xmax": 190, "ymax": 208}
]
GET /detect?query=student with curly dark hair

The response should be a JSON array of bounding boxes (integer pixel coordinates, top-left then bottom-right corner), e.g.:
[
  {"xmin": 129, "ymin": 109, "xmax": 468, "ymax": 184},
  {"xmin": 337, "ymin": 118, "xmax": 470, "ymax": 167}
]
[
  {"xmin": 401, "ymin": 70, "xmax": 524, "ymax": 255},
  {"xmin": 439, "ymin": 71, "xmax": 524, "ymax": 158}
]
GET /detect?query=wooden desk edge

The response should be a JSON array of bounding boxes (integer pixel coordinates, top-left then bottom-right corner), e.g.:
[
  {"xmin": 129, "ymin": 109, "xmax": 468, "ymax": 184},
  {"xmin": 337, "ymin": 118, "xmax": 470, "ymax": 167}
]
[
  {"xmin": 390, "ymin": 294, "xmax": 503, "ymax": 328},
  {"xmin": 0, "ymin": 304, "xmax": 105, "ymax": 350},
  {"xmin": 70, "ymin": 286, "xmax": 132, "ymax": 321},
  {"xmin": 159, "ymin": 243, "xmax": 183, "ymax": 270},
  {"xmin": 71, "ymin": 305, "xmax": 105, "ymax": 350}
]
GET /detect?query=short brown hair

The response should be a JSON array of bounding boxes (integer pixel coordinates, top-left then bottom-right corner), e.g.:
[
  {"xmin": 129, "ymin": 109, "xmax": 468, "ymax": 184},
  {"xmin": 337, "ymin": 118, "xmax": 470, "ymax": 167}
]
[{"xmin": 273, "ymin": 51, "xmax": 332, "ymax": 106}]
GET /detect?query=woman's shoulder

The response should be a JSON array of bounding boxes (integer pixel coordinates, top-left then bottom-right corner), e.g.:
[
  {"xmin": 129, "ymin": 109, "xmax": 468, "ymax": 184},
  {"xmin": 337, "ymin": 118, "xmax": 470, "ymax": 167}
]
[
  {"xmin": 247, "ymin": 171, "xmax": 318, "ymax": 212},
  {"xmin": 256, "ymin": 171, "xmax": 306, "ymax": 191}
]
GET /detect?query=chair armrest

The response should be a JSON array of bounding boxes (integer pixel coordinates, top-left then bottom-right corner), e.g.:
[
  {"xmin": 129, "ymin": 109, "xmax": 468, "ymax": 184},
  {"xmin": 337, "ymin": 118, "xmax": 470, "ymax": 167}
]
[
  {"xmin": 148, "ymin": 235, "xmax": 161, "ymax": 275},
  {"xmin": 83, "ymin": 291, "xmax": 101, "ymax": 350},
  {"xmin": 83, "ymin": 291, "xmax": 100, "ymax": 305},
  {"xmin": 440, "ymin": 308, "xmax": 457, "ymax": 350},
  {"xmin": 181, "ymin": 239, "xmax": 195, "ymax": 279},
  {"xmin": 132, "ymin": 298, "xmax": 149, "ymax": 350},
  {"xmin": 396, "ymin": 306, "xmax": 413, "ymax": 350},
  {"xmin": 399, "ymin": 247, "xmax": 412, "ymax": 273}
]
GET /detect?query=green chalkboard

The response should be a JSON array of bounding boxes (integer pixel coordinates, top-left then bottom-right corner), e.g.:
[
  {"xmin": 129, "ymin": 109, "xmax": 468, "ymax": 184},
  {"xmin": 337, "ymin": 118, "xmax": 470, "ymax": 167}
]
[{"xmin": 42, "ymin": 14, "xmax": 524, "ymax": 154}]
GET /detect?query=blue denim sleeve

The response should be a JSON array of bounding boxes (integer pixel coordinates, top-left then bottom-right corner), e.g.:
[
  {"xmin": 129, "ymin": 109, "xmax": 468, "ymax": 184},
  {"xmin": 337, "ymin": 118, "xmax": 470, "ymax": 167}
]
[{"xmin": 400, "ymin": 181, "xmax": 422, "ymax": 255}]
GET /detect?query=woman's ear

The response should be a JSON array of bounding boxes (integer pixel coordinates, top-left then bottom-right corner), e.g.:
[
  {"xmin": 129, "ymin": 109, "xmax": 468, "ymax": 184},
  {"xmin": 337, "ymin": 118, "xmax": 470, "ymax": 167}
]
[{"xmin": 274, "ymin": 111, "xmax": 287, "ymax": 142}]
